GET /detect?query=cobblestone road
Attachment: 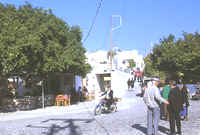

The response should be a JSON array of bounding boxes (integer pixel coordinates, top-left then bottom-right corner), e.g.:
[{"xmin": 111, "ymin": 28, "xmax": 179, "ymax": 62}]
[{"xmin": 0, "ymin": 89, "xmax": 200, "ymax": 135}]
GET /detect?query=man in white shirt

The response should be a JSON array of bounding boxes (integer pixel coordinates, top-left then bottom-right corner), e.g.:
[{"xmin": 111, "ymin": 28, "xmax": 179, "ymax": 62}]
[{"xmin": 143, "ymin": 78, "xmax": 169, "ymax": 135}]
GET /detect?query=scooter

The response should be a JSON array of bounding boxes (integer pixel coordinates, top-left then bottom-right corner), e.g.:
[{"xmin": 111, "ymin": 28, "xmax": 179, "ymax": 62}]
[{"xmin": 94, "ymin": 98, "xmax": 119, "ymax": 115}]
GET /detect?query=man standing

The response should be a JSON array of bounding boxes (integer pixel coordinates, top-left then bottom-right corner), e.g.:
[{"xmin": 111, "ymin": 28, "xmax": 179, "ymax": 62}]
[
  {"xmin": 179, "ymin": 83, "xmax": 190, "ymax": 121},
  {"xmin": 168, "ymin": 81, "xmax": 184, "ymax": 135},
  {"xmin": 127, "ymin": 78, "xmax": 131, "ymax": 90},
  {"xmin": 161, "ymin": 80, "xmax": 171, "ymax": 120},
  {"xmin": 143, "ymin": 78, "xmax": 169, "ymax": 135}
]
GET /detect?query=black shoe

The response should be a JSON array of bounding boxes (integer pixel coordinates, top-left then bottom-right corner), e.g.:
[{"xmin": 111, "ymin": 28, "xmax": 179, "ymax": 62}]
[{"xmin": 160, "ymin": 116, "xmax": 166, "ymax": 120}]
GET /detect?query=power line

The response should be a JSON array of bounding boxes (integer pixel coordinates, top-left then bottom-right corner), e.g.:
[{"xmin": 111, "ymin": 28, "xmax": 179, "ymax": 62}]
[{"xmin": 83, "ymin": 0, "xmax": 103, "ymax": 43}]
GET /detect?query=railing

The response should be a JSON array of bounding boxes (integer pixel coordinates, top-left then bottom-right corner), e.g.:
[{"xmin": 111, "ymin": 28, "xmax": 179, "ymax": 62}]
[{"xmin": 1, "ymin": 95, "xmax": 55, "ymax": 111}]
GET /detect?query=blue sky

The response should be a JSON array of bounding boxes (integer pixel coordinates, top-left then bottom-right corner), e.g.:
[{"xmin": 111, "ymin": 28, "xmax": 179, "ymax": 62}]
[{"xmin": 1, "ymin": 0, "xmax": 200, "ymax": 55}]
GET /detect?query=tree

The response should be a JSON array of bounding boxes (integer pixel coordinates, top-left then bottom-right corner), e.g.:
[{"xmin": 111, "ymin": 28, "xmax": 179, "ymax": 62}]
[
  {"xmin": 143, "ymin": 54, "xmax": 166, "ymax": 79},
  {"xmin": 174, "ymin": 32, "xmax": 200, "ymax": 82},
  {"xmin": 0, "ymin": 3, "xmax": 91, "ymax": 96},
  {"xmin": 144, "ymin": 54, "xmax": 158, "ymax": 77},
  {"xmin": 149, "ymin": 32, "xmax": 200, "ymax": 82},
  {"xmin": 127, "ymin": 59, "xmax": 136, "ymax": 70},
  {"xmin": 107, "ymin": 50, "xmax": 117, "ymax": 60}
]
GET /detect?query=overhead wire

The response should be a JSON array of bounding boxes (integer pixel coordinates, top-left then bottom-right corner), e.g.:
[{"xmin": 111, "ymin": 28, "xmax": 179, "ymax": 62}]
[
  {"xmin": 83, "ymin": 0, "xmax": 103, "ymax": 43},
  {"xmin": 98, "ymin": 21, "xmax": 110, "ymax": 51}
]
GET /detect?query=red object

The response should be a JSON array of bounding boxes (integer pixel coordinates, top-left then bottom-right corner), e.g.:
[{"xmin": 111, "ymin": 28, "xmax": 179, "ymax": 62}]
[
  {"xmin": 56, "ymin": 95, "xmax": 70, "ymax": 100},
  {"xmin": 138, "ymin": 72, "xmax": 143, "ymax": 77}
]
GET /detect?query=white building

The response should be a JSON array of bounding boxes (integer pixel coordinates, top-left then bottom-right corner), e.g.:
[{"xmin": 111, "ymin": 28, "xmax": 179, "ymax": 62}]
[
  {"xmin": 113, "ymin": 49, "xmax": 144, "ymax": 72},
  {"xmin": 85, "ymin": 49, "xmax": 144, "ymax": 99}
]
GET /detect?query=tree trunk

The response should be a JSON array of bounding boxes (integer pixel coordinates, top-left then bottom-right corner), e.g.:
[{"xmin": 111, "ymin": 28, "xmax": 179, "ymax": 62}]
[{"xmin": 0, "ymin": 76, "xmax": 8, "ymax": 108}]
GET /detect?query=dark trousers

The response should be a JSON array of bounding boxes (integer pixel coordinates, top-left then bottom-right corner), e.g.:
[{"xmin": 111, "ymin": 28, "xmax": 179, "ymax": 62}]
[
  {"xmin": 160, "ymin": 103, "xmax": 165, "ymax": 118},
  {"xmin": 131, "ymin": 83, "xmax": 134, "ymax": 88},
  {"xmin": 164, "ymin": 104, "xmax": 169, "ymax": 120},
  {"xmin": 168, "ymin": 108, "xmax": 181, "ymax": 134},
  {"xmin": 106, "ymin": 98, "xmax": 113, "ymax": 108}
]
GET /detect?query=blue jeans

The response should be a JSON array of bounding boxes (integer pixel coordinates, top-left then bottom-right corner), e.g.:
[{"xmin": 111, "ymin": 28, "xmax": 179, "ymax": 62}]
[{"xmin": 147, "ymin": 107, "xmax": 160, "ymax": 135}]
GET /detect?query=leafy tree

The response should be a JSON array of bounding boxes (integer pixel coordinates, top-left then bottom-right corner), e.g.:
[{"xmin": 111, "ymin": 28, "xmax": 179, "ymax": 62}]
[
  {"xmin": 175, "ymin": 32, "xmax": 200, "ymax": 82},
  {"xmin": 127, "ymin": 59, "xmax": 136, "ymax": 70},
  {"xmin": 143, "ymin": 54, "xmax": 166, "ymax": 80},
  {"xmin": 144, "ymin": 54, "xmax": 158, "ymax": 77},
  {"xmin": 0, "ymin": 3, "xmax": 91, "ymax": 98},
  {"xmin": 149, "ymin": 32, "xmax": 200, "ymax": 82},
  {"xmin": 107, "ymin": 50, "xmax": 117, "ymax": 60}
]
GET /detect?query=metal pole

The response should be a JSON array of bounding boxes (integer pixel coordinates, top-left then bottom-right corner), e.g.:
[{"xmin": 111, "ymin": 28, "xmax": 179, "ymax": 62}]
[
  {"xmin": 109, "ymin": 15, "xmax": 122, "ymax": 89},
  {"xmin": 110, "ymin": 16, "xmax": 113, "ymax": 73},
  {"xmin": 42, "ymin": 80, "xmax": 45, "ymax": 109},
  {"xmin": 110, "ymin": 15, "xmax": 122, "ymax": 71},
  {"xmin": 109, "ymin": 16, "xmax": 114, "ymax": 90}
]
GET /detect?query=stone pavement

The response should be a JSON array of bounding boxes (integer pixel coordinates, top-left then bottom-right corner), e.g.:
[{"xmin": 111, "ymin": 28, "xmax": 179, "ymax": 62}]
[
  {"xmin": 0, "ymin": 90, "xmax": 200, "ymax": 135},
  {"xmin": 131, "ymin": 99, "xmax": 200, "ymax": 135}
]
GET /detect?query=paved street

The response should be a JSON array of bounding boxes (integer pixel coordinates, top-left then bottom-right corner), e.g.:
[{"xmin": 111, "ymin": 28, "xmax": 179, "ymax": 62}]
[{"xmin": 0, "ymin": 87, "xmax": 200, "ymax": 135}]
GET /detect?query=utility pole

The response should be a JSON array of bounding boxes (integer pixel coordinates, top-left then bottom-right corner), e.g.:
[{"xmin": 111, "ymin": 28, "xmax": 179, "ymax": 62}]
[
  {"xmin": 109, "ymin": 15, "xmax": 122, "ymax": 88},
  {"xmin": 110, "ymin": 15, "xmax": 122, "ymax": 72},
  {"xmin": 42, "ymin": 80, "xmax": 45, "ymax": 109},
  {"xmin": 110, "ymin": 16, "xmax": 113, "ymax": 73},
  {"xmin": 38, "ymin": 80, "xmax": 45, "ymax": 109}
]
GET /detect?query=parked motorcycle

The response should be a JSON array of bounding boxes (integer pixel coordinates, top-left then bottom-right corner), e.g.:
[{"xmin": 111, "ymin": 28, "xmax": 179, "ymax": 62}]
[{"xmin": 94, "ymin": 98, "xmax": 120, "ymax": 115}]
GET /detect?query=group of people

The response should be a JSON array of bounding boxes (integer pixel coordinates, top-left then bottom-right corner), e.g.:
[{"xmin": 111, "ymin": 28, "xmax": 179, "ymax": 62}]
[
  {"xmin": 127, "ymin": 78, "xmax": 135, "ymax": 90},
  {"xmin": 143, "ymin": 78, "xmax": 190, "ymax": 135},
  {"xmin": 77, "ymin": 86, "xmax": 89, "ymax": 101},
  {"xmin": 133, "ymin": 69, "xmax": 143, "ymax": 82}
]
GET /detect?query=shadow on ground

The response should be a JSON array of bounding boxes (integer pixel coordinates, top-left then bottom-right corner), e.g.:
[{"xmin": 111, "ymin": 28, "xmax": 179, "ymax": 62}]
[
  {"xmin": 27, "ymin": 118, "xmax": 94, "ymax": 135},
  {"xmin": 131, "ymin": 124, "xmax": 169, "ymax": 135}
]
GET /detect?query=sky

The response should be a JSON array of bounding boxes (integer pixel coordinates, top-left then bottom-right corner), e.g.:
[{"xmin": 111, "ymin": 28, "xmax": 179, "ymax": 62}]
[{"xmin": 1, "ymin": 0, "xmax": 200, "ymax": 56}]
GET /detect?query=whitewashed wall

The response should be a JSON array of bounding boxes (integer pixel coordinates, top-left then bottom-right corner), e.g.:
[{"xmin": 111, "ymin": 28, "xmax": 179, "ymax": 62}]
[{"xmin": 111, "ymin": 70, "xmax": 133, "ymax": 98}]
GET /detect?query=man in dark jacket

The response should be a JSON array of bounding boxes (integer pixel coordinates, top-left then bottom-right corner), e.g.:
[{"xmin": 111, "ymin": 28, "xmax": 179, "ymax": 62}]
[
  {"xmin": 168, "ymin": 81, "xmax": 184, "ymax": 135},
  {"xmin": 101, "ymin": 86, "xmax": 114, "ymax": 108},
  {"xmin": 180, "ymin": 84, "xmax": 190, "ymax": 120}
]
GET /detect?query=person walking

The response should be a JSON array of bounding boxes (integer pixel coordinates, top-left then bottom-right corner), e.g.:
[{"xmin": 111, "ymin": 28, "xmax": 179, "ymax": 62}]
[
  {"xmin": 161, "ymin": 80, "xmax": 171, "ymax": 120},
  {"xmin": 131, "ymin": 78, "xmax": 135, "ymax": 89},
  {"xmin": 168, "ymin": 81, "xmax": 184, "ymax": 135},
  {"xmin": 78, "ymin": 86, "xmax": 83, "ymax": 102},
  {"xmin": 127, "ymin": 78, "xmax": 131, "ymax": 90},
  {"xmin": 143, "ymin": 78, "xmax": 169, "ymax": 135},
  {"xmin": 179, "ymin": 83, "xmax": 190, "ymax": 121}
]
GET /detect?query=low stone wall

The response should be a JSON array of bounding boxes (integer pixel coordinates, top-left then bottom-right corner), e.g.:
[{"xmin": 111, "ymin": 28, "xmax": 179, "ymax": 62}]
[{"xmin": 0, "ymin": 95, "xmax": 55, "ymax": 112}]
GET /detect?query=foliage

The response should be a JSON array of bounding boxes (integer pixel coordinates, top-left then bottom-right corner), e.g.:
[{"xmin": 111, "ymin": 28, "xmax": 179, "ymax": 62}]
[
  {"xmin": 0, "ymin": 3, "xmax": 91, "ymax": 82},
  {"xmin": 143, "ymin": 54, "xmax": 166, "ymax": 80},
  {"xmin": 127, "ymin": 59, "xmax": 136, "ymax": 70},
  {"xmin": 144, "ymin": 54, "xmax": 159, "ymax": 77},
  {"xmin": 149, "ymin": 32, "xmax": 200, "ymax": 83},
  {"xmin": 107, "ymin": 50, "xmax": 117, "ymax": 59}
]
